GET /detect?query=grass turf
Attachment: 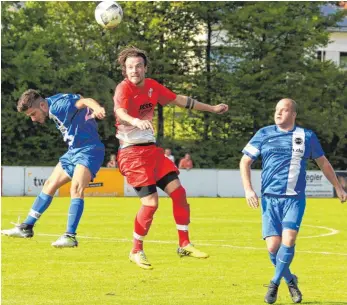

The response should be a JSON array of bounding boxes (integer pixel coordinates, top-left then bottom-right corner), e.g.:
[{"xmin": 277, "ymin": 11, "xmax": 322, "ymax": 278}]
[{"xmin": 2, "ymin": 197, "xmax": 347, "ymax": 305}]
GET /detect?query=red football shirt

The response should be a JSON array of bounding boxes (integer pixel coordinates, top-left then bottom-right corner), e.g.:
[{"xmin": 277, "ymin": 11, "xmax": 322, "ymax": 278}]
[{"xmin": 114, "ymin": 78, "xmax": 177, "ymax": 145}]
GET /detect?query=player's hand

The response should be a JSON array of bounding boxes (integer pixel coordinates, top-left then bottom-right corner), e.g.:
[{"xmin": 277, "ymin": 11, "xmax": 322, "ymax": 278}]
[
  {"xmin": 133, "ymin": 118, "xmax": 154, "ymax": 133},
  {"xmin": 336, "ymin": 187, "xmax": 347, "ymax": 203},
  {"xmin": 92, "ymin": 107, "xmax": 106, "ymax": 119},
  {"xmin": 212, "ymin": 104, "xmax": 228, "ymax": 114},
  {"xmin": 245, "ymin": 189, "xmax": 259, "ymax": 209}
]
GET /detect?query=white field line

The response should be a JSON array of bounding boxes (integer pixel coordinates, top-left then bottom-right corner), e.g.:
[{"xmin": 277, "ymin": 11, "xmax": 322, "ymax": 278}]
[
  {"xmin": 299, "ymin": 225, "xmax": 340, "ymax": 239},
  {"xmin": 36, "ymin": 233, "xmax": 347, "ymax": 257}
]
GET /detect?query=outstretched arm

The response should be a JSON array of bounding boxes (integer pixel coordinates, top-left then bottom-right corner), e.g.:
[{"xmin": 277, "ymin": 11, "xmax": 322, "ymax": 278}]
[
  {"xmin": 240, "ymin": 154, "xmax": 259, "ymax": 208},
  {"xmin": 170, "ymin": 95, "xmax": 228, "ymax": 114},
  {"xmin": 315, "ymin": 156, "xmax": 347, "ymax": 203},
  {"xmin": 75, "ymin": 98, "xmax": 106, "ymax": 120}
]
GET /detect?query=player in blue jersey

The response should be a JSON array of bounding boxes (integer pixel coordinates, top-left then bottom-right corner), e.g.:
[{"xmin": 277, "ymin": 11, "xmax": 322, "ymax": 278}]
[
  {"xmin": 240, "ymin": 98, "xmax": 346, "ymax": 304},
  {"xmin": 1, "ymin": 89, "xmax": 106, "ymax": 248}
]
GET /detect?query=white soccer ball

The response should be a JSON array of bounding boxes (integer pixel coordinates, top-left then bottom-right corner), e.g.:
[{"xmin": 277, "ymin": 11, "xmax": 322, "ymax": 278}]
[{"xmin": 95, "ymin": 1, "xmax": 123, "ymax": 29}]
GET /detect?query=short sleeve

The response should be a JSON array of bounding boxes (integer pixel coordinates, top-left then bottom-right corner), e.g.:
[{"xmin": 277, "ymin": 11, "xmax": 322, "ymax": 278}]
[
  {"xmin": 114, "ymin": 83, "xmax": 129, "ymax": 111},
  {"xmin": 242, "ymin": 130, "xmax": 263, "ymax": 160},
  {"xmin": 155, "ymin": 81, "xmax": 177, "ymax": 106},
  {"xmin": 50, "ymin": 94, "xmax": 80, "ymax": 116},
  {"xmin": 310, "ymin": 131, "xmax": 324, "ymax": 159}
]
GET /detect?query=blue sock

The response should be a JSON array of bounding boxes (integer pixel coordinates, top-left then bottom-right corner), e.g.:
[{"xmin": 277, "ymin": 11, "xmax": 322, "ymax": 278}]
[
  {"xmin": 272, "ymin": 244, "xmax": 295, "ymax": 285},
  {"xmin": 24, "ymin": 192, "xmax": 53, "ymax": 225},
  {"xmin": 66, "ymin": 198, "xmax": 84, "ymax": 234},
  {"xmin": 269, "ymin": 251, "xmax": 294, "ymax": 284}
]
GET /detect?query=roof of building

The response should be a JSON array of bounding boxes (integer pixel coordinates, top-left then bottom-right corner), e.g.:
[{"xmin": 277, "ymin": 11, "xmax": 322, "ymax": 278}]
[{"xmin": 320, "ymin": 4, "xmax": 347, "ymax": 30}]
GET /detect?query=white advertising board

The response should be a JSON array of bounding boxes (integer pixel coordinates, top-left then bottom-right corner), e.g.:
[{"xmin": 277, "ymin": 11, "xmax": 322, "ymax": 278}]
[
  {"xmin": 24, "ymin": 167, "xmax": 56, "ymax": 196},
  {"xmin": 217, "ymin": 169, "xmax": 261, "ymax": 197},
  {"xmin": 305, "ymin": 170, "xmax": 334, "ymax": 197},
  {"xmin": 2, "ymin": 166, "xmax": 25, "ymax": 196}
]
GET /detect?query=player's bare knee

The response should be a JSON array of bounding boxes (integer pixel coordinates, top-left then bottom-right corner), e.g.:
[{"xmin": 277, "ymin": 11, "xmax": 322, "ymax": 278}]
[
  {"xmin": 282, "ymin": 231, "xmax": 297, "ymax": 247},
  {"xmin": 42, "ymin": 178, "xmax": 58, "ymax": 194},
  {"xmin": 267, "ymin": 242, "xmax": 281, "ymax": 253},
  {"xmin": 70, "ymin": 183, "xmax": 85, "ymax": 198}
]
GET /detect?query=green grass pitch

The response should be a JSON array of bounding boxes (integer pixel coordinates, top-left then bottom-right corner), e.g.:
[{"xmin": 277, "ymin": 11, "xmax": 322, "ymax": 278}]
[{"xmin": 2, "ymin": 197, "xmax": 347, "ymax": 305}]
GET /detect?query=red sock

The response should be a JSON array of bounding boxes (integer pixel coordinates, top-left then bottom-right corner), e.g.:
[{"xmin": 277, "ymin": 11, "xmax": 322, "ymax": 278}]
[
  {"xmin": 132, "ymin": 205, "xmax": 158, "ymax": 253},
  {"xmin": 170, "ymin": 186, "xmax": 190, "ymax": 247}
]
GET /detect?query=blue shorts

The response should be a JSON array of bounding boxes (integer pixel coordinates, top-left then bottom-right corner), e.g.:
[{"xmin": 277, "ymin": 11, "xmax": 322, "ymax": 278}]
[
  {"xmin": 59, "ymin": 144, "xmax": 105, "ymax": 180},
  {"xmin": 261, "ymin": 195, "xmax": 306, "ymax": 239}
]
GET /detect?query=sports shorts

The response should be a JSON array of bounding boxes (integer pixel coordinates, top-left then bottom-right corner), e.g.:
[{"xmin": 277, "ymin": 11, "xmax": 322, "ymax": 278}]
[
  {"xmin": 59, "ymin": 143, "xmax": 105, "ymax": 180},
  {"xmin": 117, "ymin": 144, "xmax": 179, "ymax": 187},
  {"xmin": 261, "ymin": 194, "xmax": 306, "ymax": 239}
]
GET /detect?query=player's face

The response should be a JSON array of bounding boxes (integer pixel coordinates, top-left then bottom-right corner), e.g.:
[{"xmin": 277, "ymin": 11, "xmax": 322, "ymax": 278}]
[
  {"xmin": 274, "ymin": 100, "xmax": 296, "ymax": 128},
  {"xmin": 125, "ymin": 56, "xmax": 147, "ymax": 86},
  {"xmin": 25, "ymin": 103, "xmax": 48, "ymax": 124}
]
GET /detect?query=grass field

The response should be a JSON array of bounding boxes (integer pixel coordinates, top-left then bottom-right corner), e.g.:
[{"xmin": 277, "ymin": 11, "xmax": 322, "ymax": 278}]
[{"xmin": 1, "ymin": 197, "xmax": 347, "ymax": 305}]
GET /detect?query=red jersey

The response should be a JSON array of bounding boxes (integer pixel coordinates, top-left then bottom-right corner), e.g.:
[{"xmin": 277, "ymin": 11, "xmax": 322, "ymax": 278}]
[{"xmin": 114, "ymin": 78, "xmax": 176, "ymax": 147}]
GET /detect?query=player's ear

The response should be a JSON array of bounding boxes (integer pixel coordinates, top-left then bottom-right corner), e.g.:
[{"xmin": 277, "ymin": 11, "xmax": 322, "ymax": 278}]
[{"xmin": 40, "ymin": 101, "xmax": 48, "ymax": 112}]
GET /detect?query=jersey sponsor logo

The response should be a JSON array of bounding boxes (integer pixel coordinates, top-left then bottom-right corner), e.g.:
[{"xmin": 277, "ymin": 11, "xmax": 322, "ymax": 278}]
[
  {"xmin": 139, "ymin": 103, "xmax": 153, "ymax": 110},
  {"xmin": 294, "ymin": 137, "xmax": 303, "ymax": 145},
  {"xmin": 269, "ymin": 147, "xmax": 292, "ymax": 153}
]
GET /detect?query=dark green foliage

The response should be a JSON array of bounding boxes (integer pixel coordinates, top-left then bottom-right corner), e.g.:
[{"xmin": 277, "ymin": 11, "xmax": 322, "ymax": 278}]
[{"xmin": 1, "ymin": 1, "xmax": 346, "ymax": 169}]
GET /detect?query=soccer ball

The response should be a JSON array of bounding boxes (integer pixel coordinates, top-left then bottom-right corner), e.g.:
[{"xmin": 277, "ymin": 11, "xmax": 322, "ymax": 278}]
[{"xmin": 95, "ymin": 1, "xmax": 123, "ymax": 29}]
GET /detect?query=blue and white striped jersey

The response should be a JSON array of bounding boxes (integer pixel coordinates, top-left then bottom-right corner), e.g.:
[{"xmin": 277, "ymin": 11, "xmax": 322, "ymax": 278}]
[
  {"xmin": 242, "ymin": 125, "xmax": 324, "ymax": 197},
  {"xmin": 47, "ymin": 94, "xmax": 102, "ymax": 149}
]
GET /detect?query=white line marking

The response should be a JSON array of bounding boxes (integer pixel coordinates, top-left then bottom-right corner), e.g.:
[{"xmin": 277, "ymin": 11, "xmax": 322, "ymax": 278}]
[
  {"xmin": 193, "ymin": 219, "xmax": 340, "ymax": 239},
  {"xmin": 36, "ymin": 233, "xmax": 347, "ymax": 256},
  {"xmin": 299, "ymin": 225, "xmax": 340, "ymax": 239}
]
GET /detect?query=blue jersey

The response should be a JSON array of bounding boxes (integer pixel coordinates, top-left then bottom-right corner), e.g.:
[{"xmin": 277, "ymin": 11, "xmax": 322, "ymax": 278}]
[
  {"xmin": 242, "ymin": 125, "xmax": 324, "ymax": 197},
  {"xmin": 47, "ymin": 94, "xmax": 103, "ymax": 149}
]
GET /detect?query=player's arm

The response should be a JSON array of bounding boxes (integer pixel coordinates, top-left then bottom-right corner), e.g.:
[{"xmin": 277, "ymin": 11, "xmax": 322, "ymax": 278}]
[
  {"xmin": 170, "ymin": 95, "xmax": 228, "ymax": 114},
  {"xmin": 75, "ymin": 97, "xmax": 106, "ymax": 119},
  {"xmin": 240, "ymin": 154, "xmax": 259, "ymax": 208},
  {"xmin": 315, "ymin": 156, "xmax": 347, "ymax": 203},
  {"xmin": 115, "ymin": 108, "xmax": 154, "ymax": 132}
]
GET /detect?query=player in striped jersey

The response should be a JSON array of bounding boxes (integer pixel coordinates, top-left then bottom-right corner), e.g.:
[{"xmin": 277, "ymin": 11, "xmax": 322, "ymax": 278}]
[
  {"xmin": 1, "ymin": 90, "xmax": 105, "ymax": 248},
  {"xmin": 240, "ymin": 98, "xmax": 346, "ymax": 304}
]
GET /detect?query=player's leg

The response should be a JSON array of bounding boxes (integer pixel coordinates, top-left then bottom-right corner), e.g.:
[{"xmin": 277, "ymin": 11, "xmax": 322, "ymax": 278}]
[
  {"xmin": 266, "ymin": 236, "xmax": 295, "ymax": 285},
  {"xmin": 156, "ymin": 149, "xmax": 208, "ymax": 259},
  {"xmin": 117, "ymin": 145, "xmax": 158, "ymax": 269},
  {"xmin": 52, "ymin": 146, "xmax": 104, "ymax": 248},
  {"xmin": 1, "ymin": 162, "xmax": 70, "ymax": 238},
  {"xmin": 272, "ymin": 197, "xmax": 305, "ymax": 303},
  {"xmin": 262, "ymin": 195, "xmax": 282, "ymax": 304},
  {"xmin": 129, "ymin": 188, "xmax": 158, "ymax": 269},
  {"xmin": 52, "ymin": 164, "xmax": 91, "ymax": 248}
]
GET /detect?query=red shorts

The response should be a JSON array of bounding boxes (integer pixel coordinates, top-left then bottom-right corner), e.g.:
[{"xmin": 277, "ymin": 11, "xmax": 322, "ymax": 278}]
[{"xmin": 117, "ymin": 144, "xmax": 179, "ymax": 187}]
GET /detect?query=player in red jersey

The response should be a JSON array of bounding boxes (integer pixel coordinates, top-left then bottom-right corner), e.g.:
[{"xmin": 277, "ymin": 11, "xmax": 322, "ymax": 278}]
[{"xmin": 114, "ymin": 46, "xmax": 228, "ymax": 269}]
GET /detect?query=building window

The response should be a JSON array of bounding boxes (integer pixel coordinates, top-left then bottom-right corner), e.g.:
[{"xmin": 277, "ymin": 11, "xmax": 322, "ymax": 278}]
[
  {"xmin": 340, "ymin": 52, "xmax": 347, "ymax": 68},
  {"xmin": 317, "ymin": 51, "xmax": 326, "ymax": 61}
]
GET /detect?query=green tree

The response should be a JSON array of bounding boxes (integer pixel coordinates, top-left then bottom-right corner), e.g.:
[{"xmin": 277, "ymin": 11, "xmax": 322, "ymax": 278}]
[{"xmin": 222, "ymin": 1, "xmax": 347, "ymax": 168}]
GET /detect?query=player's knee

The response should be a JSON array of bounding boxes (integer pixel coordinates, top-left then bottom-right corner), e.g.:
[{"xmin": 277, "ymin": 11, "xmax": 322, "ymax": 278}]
[
  {"xmin": 70, "ymin": 182, "xmax": 85, "ymax": 198},
  {"xmin": 267, "ymin": 245, "xmax": 280, "ymax": 253},
  {"xmin": 42, "ymin": 178, "xmax": 58, "ymax": 194},
  {"xmin": 170, "ymin": 185, "xmax": 187, "ymax": 201},
  {"xmin": 282, "ymin": 230, "xmax": 297, "ymax": 247}
]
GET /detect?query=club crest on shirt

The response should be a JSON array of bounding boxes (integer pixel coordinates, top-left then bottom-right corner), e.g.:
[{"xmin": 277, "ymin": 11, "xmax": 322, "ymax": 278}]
[
  {"xmin": 294, "ymin": 137, "xmax": 303, "ymax": 145},
  {"xmin": 148, "ymin": 88, "xmax": 153, "ymax": 98}
]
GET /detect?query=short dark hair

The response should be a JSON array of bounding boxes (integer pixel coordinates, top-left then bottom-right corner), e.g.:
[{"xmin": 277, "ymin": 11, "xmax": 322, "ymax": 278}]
[
  {"xmin": 117, "ymin": 46, "xmax": 149, "ymax": 77},
  {"xmin": 17, "ymin": 89, "xmax": 45, "ymax": 112}
]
